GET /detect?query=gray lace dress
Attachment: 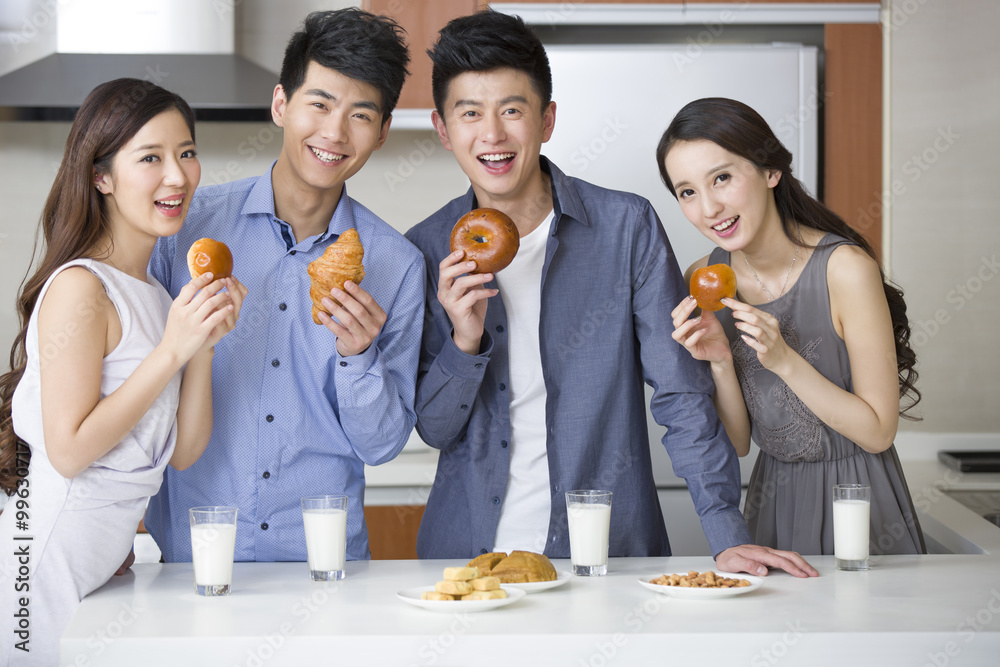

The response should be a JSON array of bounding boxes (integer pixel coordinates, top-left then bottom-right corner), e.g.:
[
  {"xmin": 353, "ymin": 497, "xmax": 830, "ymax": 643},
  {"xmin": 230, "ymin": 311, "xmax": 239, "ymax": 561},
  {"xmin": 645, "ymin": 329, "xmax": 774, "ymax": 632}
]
[{"xmin": 711, "ymin": 234, "xmax": 925, "ymax": 555}]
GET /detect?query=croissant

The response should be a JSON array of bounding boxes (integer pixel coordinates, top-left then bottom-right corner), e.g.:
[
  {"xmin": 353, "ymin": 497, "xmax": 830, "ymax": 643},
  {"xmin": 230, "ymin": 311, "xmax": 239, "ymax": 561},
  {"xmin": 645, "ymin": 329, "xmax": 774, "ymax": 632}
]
[{"xmin": 307, "ymin": 228, "xmax": 365, "ymax": 325}]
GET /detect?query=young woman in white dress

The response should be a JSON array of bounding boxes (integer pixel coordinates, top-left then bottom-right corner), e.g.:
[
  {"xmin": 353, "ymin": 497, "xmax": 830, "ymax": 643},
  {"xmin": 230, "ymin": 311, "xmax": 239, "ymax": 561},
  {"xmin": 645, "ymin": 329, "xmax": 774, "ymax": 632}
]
[{"xmin": 0, "ymin": 78, "xmax": 247, "ymax": 665}]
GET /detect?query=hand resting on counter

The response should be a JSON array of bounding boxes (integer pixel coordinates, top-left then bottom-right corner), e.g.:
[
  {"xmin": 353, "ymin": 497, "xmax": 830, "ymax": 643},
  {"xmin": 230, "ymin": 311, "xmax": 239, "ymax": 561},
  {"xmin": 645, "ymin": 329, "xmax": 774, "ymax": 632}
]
[{"xmin": 717, "ymin": 544, "xmax": 819, "ymax": 578}]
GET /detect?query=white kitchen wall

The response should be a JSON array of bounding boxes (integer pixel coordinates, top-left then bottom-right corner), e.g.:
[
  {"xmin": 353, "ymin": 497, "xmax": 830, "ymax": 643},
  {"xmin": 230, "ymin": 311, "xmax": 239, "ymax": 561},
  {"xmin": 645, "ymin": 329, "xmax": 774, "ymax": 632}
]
[
  {"xmin": 0, "ymin": 0, "xmax": 996, "ymax": 435},
  {"xmin": 888, "ymin": 0, "xmax": 1000, "ymax": 433}
]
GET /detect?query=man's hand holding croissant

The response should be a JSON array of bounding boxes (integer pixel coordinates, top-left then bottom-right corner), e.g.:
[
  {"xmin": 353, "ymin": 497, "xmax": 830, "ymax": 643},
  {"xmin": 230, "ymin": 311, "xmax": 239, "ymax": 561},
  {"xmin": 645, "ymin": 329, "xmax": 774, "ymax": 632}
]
[{"xmin": 318, "ymin": 280, "xmax": 386, "ymax": 357}]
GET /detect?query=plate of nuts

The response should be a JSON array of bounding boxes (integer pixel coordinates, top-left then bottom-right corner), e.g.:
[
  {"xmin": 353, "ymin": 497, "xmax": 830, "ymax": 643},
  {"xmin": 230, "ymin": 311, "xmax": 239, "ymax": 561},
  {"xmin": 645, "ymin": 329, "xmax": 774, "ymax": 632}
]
[{"xmin": 638, "ymin": 570, "xmax": 762, "ymax": 599}]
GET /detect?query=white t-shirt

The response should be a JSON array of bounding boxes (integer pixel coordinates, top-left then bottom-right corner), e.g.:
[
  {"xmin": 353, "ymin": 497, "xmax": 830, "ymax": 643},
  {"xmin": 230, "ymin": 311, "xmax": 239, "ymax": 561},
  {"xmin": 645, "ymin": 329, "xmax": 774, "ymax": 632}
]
[{"xmin": 491, "ymin": 211, "xmax": 554, "ymax": 554}]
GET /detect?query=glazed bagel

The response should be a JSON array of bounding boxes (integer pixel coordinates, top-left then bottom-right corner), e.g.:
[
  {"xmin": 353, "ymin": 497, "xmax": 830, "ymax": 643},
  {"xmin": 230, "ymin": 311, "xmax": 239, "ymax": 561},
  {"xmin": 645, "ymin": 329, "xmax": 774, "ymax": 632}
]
[
  {"xmin": 187, "ymin": 238, "xmax": 233, "ymax": 280},
  {"xmin": 449, "ymin": 208, "xmax": 520, "ymax": 275}
]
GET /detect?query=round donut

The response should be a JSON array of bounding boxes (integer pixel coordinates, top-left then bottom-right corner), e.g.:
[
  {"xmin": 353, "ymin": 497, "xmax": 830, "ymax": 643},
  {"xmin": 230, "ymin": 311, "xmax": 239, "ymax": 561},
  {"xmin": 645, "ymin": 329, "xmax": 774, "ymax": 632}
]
[
  {"xmin": 449, "ymin": 208, "xmax": 520, "ymax": 275},
  {"xmin": 187, "ymin": 238, "xmax": 233, "ymax": 280},
  {"xmin": 689, "ymin": 263, "xmax": 737, "ymax": 311}
]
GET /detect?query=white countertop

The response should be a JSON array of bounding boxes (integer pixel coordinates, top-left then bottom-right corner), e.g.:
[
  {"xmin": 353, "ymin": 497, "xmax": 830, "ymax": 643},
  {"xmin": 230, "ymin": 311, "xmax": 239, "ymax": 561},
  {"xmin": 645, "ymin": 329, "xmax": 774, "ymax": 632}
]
[{"xmin": 63, "ymin": 555, "xmax": 1000, "ymax": 666}]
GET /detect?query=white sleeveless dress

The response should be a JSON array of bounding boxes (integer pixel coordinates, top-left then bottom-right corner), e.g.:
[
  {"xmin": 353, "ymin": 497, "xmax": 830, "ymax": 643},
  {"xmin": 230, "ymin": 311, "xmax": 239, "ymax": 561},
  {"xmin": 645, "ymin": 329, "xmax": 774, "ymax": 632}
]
[{"xmin": 0, "ymin": 260, "xmax": 181, "ymax": 666}]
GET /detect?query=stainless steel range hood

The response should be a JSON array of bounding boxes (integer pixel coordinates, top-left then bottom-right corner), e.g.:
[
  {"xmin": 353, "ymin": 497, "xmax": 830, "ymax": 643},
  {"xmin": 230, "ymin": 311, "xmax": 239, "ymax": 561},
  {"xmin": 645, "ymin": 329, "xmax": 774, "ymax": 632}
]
[{"xmin": 0, "ymin": 0, "xmax": 278, "ymax": 121}]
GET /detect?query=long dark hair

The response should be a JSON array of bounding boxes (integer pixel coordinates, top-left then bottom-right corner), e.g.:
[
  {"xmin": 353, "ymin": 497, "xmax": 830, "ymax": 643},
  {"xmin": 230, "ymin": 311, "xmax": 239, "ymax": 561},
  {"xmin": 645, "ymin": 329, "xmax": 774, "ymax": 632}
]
[
  {"xmin": 0, "ymin": 78, "xmax": 195, "ymax": 495},
  {"xmin": 656, "ymin": 97, "xmax": 920, "ymax": 419}
]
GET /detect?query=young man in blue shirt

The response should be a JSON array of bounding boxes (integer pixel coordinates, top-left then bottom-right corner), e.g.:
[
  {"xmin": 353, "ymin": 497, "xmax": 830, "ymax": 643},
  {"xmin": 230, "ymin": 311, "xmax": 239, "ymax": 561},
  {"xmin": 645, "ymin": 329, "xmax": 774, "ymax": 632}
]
[
  {"xmin": 145, "ymin": 9, "xmax": 425, "ymax": 562},
  {"xmin": 405, "ymin": 10, "xmax": 816, "ymax": 577}
]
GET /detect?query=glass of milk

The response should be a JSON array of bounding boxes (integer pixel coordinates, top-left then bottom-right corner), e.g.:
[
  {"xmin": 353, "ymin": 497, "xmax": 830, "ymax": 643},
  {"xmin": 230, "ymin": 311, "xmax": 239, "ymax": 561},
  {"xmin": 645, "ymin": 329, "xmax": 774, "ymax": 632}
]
[
  {"xmin": 565, "ymin": 490, "xmax": 612, "ymax": 576},
  {"xmin": 301, "ymin": 495, "xmax": 349, "ymax": 581},
  {"xmin": 189, "ymin": 506, "xmax": 238, "ymax": 596},
  {"xmin": 833, "ymin": 484, "xmax": 871, "ymax": 571}
]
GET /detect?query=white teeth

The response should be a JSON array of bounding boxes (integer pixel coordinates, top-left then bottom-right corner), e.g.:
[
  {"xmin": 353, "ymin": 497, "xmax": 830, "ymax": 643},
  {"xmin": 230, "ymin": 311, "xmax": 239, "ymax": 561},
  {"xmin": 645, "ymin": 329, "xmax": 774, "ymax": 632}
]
[
  {"xmin": 479, "ymin": 153, "xmax": 514, "ymax": 162},
  {"xmin": 156, "ymin": 199, "xmax": 181, "ymax": 208},
  {"xmin": 311, "ymin": 147, "xmax": 344, "ymax": 163},
  {"xmin": 713, "ymin": 216, "xmax": 738, "ymax": 231}
]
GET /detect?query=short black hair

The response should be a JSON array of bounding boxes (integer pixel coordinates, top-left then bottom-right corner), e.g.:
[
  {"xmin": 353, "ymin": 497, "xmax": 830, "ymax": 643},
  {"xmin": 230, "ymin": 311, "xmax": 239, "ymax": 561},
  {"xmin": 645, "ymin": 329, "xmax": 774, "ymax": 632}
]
[
  {"xmin": 429, "ymin": 10, "xmax": 552, "ymax": 116},
  {"xmin": 279, "ymin": 8, "xmax": 410, "ymax": 123}
]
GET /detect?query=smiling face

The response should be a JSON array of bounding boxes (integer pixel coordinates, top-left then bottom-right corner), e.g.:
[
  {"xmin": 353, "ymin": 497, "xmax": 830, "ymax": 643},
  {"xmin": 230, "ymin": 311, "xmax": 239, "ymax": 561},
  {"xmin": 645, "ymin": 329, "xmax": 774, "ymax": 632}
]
[
  {"xmin": 272, "ymin": 60, "xmax": 390, "ymax": 199},
  {"xmin": 96, "ymin": 109, "xmax": 200, "ymax": 243},
  {"xmin": 664, "ymin": 139, "xmax": 782, "ymax": 252},
  {"xmin": 432, "ymin": 67, "xmax": 555, "ymax": 211}
]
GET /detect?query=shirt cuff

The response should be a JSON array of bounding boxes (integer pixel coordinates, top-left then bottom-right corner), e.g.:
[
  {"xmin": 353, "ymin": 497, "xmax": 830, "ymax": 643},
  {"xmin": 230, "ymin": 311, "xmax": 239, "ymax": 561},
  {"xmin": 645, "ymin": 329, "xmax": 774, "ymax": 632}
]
[
  {"xmin": 334, "ymin": 341, "xmax": 378, "ymax": 376},
  {"xmin": 436, "ymin": 330, "xmax": 493, "ymax": 381},
  {"xmin": 705, "ymin": 509, "xmax": 754, "ymax": 558}
]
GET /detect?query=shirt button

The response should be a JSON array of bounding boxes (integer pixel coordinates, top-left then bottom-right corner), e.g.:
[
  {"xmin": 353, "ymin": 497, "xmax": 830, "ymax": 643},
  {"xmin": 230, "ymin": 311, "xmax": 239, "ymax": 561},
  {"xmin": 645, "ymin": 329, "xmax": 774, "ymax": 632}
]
[
  {"xmin": 500, "ymin": 440, "xmax": 508, "ymax": 448},
  {"xmin": 278, "ymin": 303, "xmax": 287, "ymax": 311},
  {"xmin": 339, "ymin": 361, "xmax": 347, "ymax": 367},
  {"xmin": 480, "ymin": 548, "xmax": 488, "ymax": 555},
  {"xmin": 495, "ymin": 325, "xmax": 504, "ymax": 333},
  {"xmin": 271, "ymin": 359, "xmax": 280, "ymax": 368},
  {"xmin": 499, "ymin": 383, "xmax": 506, "ymax": 391},
  {"xmin": 492, "ymin": 496, "xmax": 500, "ymax": 505},
  {"xmin": 266, "ymin": 414, "xmax": 274, "ymax": 423},
  {"xmin": 474, "ymin": 363, "xmax": 483, "ymax": 369},
  {"xmin": 289, "ymin": 250, "xmax": 297, "ymax": 256},
  {"xmin": 261, "ymin": 522, "xmax": 269, "ymax": 530},
  {"xmin": 262, "ymin": 471, "xmax": 270, "ymax": 479}
]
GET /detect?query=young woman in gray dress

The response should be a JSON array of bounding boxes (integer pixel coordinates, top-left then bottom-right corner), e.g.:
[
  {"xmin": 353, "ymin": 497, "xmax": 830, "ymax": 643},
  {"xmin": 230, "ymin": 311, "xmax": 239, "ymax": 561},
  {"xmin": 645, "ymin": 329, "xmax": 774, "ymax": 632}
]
[{"xmin": 658, "ymin": 97, "xmax": 924, "ymax": 556}]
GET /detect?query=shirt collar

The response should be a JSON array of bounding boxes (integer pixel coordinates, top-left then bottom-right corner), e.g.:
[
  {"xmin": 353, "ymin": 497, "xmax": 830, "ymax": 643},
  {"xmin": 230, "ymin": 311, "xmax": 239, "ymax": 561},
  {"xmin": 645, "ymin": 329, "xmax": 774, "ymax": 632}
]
[
  {"xmin": 459, "ymin": 156, "xmax": 592, "ymax": 234},
  {"xmin": 241, "ymin": 161, "xmax": 359, "ymax": 243},
  {"xmin": 541, "ymin": 156, "xmax": 591, "ymax": 230}
]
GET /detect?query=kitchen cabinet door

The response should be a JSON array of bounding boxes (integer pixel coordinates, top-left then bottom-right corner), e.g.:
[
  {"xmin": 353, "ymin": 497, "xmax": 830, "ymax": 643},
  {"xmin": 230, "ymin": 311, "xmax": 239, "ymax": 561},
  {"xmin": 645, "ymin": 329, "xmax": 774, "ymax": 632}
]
[
  {"xmin": 364, "ymin": 0, "xmax": 484, "ymax": 110},
  {"xmin": 364, "ymin": 504, "xmax": 425, "ymax": 559}
]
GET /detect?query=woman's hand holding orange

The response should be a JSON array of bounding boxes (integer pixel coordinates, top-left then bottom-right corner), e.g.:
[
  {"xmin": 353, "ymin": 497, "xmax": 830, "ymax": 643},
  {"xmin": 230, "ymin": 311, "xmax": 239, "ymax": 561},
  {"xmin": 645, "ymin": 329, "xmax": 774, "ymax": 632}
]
[
  {"xmin": 671, "ymin": 295, "xmax": 733, "ymax": 365},
  {"xmin": 724, "ymin": 298, "xmax": 795, "ymax": 375},
  {"xmin": 161, "ymin": 272, "xmax": 241, "ymax": 364}
]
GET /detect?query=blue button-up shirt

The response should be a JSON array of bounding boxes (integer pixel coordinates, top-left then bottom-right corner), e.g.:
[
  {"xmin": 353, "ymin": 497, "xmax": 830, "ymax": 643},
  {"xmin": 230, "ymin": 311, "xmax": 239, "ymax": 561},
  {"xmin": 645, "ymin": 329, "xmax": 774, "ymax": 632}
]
[
  {"xmin": 405, "ymin": 158, "xmax": 751, "ymax": 559},
  {"xmin": 145, "ymin": 167, "xmax": 425, "ymax": 562}
]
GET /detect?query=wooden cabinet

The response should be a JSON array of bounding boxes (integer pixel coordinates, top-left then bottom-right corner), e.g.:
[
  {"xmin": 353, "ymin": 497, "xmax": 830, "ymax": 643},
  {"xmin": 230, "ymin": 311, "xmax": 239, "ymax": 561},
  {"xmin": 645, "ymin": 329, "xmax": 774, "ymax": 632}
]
[
  {"xmin": 823, "ymin": 23, "xmax": 883, "ymax": 255},
  {"xmin": 363, "ymin": 0, "xmax": 484, "ymax": 110},
  {"xmin": 364, "ymin": 504, "xmax": 425, "ymax": 559}
]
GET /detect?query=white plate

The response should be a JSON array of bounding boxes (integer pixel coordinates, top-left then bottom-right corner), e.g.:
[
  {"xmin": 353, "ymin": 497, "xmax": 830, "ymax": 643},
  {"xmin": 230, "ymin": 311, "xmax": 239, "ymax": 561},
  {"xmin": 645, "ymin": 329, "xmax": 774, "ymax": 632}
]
[
  {"xmin": 504, "ymin": 570, "xmax": 572, "ymax": 593},
  {"xmin": 397, "ymin": 585, "xmax": 526, "ymax": 612},
  {"xmin": 638, "ymin": 573, "xmax": 763, "ymax": 599}
]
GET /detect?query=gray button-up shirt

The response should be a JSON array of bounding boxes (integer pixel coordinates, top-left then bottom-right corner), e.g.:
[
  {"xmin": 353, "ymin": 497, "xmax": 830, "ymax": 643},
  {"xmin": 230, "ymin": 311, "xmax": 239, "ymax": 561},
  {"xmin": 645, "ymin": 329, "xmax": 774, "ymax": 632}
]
[{"xmin": 405, "ymin": 158, "xmax": 751, "ymax": 559}]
